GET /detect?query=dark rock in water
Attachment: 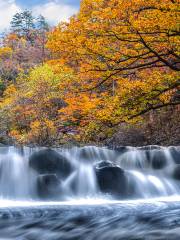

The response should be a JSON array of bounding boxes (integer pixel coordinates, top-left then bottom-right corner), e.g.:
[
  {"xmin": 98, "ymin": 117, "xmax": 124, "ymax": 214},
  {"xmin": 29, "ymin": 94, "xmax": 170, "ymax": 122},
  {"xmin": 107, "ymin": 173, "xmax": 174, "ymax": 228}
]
[
  {"xmin": 79, "ymin": 147, "xmax": 96, "ymax": 162},
  {"xmin": 0, "ymin": 143, "xmax": 6, "ymax": 146},
  {"xmin": 126, "ymin": 173, "xmax": 140, "ymax": 198},
  {"xmin": 78, "ymin": 146, "xmax": 108, "ymax": 163},
  {"xmin": 172, "ymin": 165, "xmax": 180, "ymax": 180},
  {"xmin": 95, "ymin": 160, "xmax": 114, "ymax": 169},
  {"xmin": 137, "ymin": 145, "xmax": 162, "ymax": 151},
  {"xmin": 95, "ymin": 161, "xmax": 127, "ymax": 198},
  {"xmin": 37, "ymin": 174, "xmax": 61, "ymax": 199},
  {"xmin": 78, "ymin": 146, "xmax": 118, "ymax": 164},
  {"xmin": 29, "ymin": 149, "xmax": 72, "ymax": 178},
  {"xmin": 150, "ymin": 150, "xmax": 167, "ymax": 169},
  {"xmin": 169, "ymin": 147, "xmax": 180, "ymax": 164},
  {"xmin": 106, "ymin": 146, "xmax": 129, "ymax": 154}
]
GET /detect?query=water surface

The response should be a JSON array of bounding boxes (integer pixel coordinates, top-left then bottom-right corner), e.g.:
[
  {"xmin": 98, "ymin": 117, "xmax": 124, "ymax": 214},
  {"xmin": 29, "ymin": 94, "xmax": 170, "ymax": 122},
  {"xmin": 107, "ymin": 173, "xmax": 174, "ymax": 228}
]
[{"xmin": 0, "ymin": 197, "xmax": 180, "ymax": 240}]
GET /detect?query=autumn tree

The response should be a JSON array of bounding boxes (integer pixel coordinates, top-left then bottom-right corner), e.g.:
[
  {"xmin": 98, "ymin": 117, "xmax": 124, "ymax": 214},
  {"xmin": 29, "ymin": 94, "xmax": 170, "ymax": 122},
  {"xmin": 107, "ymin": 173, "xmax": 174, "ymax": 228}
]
[
  {"xmin": 0, "ymin": 11, "xmax": 50, "ymax": 87},
  {"xmin": 47, "ymin": 0, "xmax": 179, "ymax": 140},
  {"xmin": 0, "ymin": 64, "xmax": 77, "ymax": 145},
  {"xmin": 0, "ymin": 0, "xmax": 179, "ymax": 145}
]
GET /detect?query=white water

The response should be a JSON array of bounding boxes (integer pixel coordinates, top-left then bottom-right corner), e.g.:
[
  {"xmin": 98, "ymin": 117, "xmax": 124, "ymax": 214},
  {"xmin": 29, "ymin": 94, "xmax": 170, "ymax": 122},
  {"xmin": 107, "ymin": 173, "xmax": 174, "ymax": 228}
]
[
  {"xmin": 1, "ymin": 195, "xmax": 180, "ymax": 208},
  {"xmin": 0, "ymin": 145, "xmax": 179, "ymax": 201}
]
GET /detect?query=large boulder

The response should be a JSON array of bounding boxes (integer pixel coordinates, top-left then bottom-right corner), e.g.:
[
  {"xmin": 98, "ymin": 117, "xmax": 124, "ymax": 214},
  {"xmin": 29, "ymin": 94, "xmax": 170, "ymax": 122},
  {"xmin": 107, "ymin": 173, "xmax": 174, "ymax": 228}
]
[
  {"xmin": 29, "ymin": 149, "xmax": 72, "ymax": 178},
  {"xmin": 37, "ymin": 174, "xmax": 61, "ymax": 199},
  {"xmin": 137, "ymin": 146, "xmax": 162, "ymax": 151},
  {"xmin": 78, "ymin": 147, "xmax": 97, "ymax": 163},
  {"xmin": 95, "ymin": 161, "xmax": 128, "ymax": 198},
  {"xmin": 172, "ymin": 165, "xmax": 180, "ymax": 180},
  {"xmin": 169, "ymin": 147, "xmax": 180, "ymax": 164},
  {"xmin": 78, "ymin": 146, "xmax": 111, "ymax": 163},
  {"xmin": 106, "ymin": 146, "xmax": 129, "ymax": 154},
  {"xmin": 150, "ymin": 150, "xmax": 167, "ymax": 169}
]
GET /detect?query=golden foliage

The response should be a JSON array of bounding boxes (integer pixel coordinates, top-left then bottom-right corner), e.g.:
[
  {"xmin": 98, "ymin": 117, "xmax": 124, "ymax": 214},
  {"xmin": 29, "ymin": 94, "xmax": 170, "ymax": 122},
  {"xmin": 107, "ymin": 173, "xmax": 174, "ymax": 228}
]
[{"xmin": 0, "ymin": 0, "xmax": 179, "ymax": 144}]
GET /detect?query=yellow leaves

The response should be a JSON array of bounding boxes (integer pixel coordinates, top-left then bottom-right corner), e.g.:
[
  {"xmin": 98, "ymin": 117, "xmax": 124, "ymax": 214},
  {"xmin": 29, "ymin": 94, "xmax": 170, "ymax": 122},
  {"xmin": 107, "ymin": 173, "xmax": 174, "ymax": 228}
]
[
  {"xmin": 9, "ymin": 129, "xmax": 28, "ymax": 144},
  {"xmin": 159, "ymin": 91, "xmax": 172, "ymax": 104},
  {"xmin": 0, "ymin": 63, "xmax": 80, "ymax": 144},
  {"xmin": 0, "ymin": 47, "xmax": 12, "ymax": 59},
  {"xmin": 30, "ymin": 120, "xmax": 53, "ymax": 136},
  {"xmin": 1, "ymin": 0, "xmax": 179, "ymax": 144},
  {"xmin": 30, "ymin": 120, "xmax": 41, "ymax": 130},
  {"xmin": 9, "ymin": 130, "xmax": 23, "ymax": 143},
  {"xmin": 46, "ymin": 0, "xmax": 179, "ymax": 140},
  {"xmin": 45, "ymin": 119, "xmax": 55, "ymax": 130},
  {"xmin": 0, "ymin": 84, "xmax": 17, "ymax": 108},
  {"xmin": 6, "ymin": 33, "xmax": 18, "ymax": 41},
  {"xmin": 3, "ymin": 84, "xmax": 16, "ymax": 96},
  {"xmin": 29, "ymin": 119, "xmax": 57, "ymax": 143},
  {"xmin": 59, "ymin": 92, "xmax": 101, "ymax": 124}
]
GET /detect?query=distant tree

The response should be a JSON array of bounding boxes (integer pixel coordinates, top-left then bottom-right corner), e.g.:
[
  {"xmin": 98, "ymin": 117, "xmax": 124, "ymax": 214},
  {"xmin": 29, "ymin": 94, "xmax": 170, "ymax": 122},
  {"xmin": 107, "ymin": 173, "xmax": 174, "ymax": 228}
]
[
  {"xmin": 21, "ymin": 10, "xmax": 35, "ymax": 38},
  {"xmin": 10, "ymin": 10, "xmax": 35, "ymax": 42},
  {"xmin": 10, "ymin": 13, "xmax": 23, "ymax": 36},
  {"xmin": 36, "ymin": 15, "xmax": 49, "ymax": 32},
  {"xmin": 36, "ymin": 15, "xmax": 50, "ymax": 63}
]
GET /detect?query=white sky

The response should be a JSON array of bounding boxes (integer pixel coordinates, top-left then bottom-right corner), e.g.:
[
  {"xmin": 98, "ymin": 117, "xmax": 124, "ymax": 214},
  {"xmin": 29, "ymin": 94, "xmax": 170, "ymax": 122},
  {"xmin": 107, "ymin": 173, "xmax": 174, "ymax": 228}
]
[{"xmin": 0, "ymin": 0, "xmax": 78, "ymax": 32}]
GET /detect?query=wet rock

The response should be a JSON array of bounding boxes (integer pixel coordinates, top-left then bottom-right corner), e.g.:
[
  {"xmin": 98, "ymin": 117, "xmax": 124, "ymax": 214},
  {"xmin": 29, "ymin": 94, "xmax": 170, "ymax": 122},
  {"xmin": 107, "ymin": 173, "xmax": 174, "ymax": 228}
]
[
  {"xmin": 95, "ymin": 161, "xmax": 128, "ymax": 198},
  {"xmin": 79, "ymin": 146, "xmax": 107, "ymax": 163},
  {"xmin": 78, "ymin": 146, "xmax": 118, "ymax": 164},
  {"xmin": 0, "ymin": 143, "xmax": 6, "ymax": 146},
  {"xmin": 137, "ymin": 146, "xmax": 162, "ymax": 151},
  {"xmin": 79, "ymin": 147, "xmax": 96, "ymax": 162},
  {"xmin": 95, "ymin": 160, "xmax": 114, "ymax": 169},
  {"xmin": 172, "ymin": 165, "xmax": 180, "ymax": 180},
  {"xmin": 125, "ymin": 173, "xmax": 141, "ymax": 199},
  {"xmin": 29, "ymin": 149, "xmax": 72, "ymax": 178},
  {"xmin": 37, "ymin": 174, "xmax": 61, "ymax": 199},
  {"xmin": 104, "ymin": 126, "xmax": 147, "ymax": 147},
  {"xmin": 169, "ymin": 147, "xmax": 180, "ymax": 164},
  {"xmin": 150, "ymin": 150, "xmax": 167, "ymax": 169},
  {"xmin": 106, "ymin": 146, "xmax": 129, "ymax": 154}
]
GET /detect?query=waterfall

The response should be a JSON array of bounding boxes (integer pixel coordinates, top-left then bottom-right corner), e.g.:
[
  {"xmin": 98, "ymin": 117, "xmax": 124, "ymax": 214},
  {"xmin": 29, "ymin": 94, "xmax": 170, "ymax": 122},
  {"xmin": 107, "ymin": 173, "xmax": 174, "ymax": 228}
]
[{"xmin": 0, "ymin": 145, "xmax": 179, "ymax": 201}]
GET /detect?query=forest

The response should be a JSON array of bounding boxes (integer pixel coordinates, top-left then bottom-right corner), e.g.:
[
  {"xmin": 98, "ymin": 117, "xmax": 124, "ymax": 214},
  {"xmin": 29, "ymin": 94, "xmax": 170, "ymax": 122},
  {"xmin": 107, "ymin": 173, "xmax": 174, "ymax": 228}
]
[{"xmin": 0, "ymin": 0, "xmax": 179, "ymax": 146}]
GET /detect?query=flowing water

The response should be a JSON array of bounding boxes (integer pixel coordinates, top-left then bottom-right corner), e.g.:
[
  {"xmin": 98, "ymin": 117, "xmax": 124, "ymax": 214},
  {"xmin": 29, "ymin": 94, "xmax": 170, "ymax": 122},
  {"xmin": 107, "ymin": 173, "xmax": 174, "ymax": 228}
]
[{"xmin": 0, "ymin": 145, "xmax": 180, "ymax": 239}]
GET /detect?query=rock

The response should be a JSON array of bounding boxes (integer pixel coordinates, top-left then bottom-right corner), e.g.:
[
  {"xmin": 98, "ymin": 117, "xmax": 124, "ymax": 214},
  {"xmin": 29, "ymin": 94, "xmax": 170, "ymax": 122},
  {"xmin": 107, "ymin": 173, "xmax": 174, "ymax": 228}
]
[
  {"xmin": 169, "ymin": 147, "xmax": 180, "ymax": 164},
  {"xmin": 0, "ymin": 143, "xmax": 6, "ymax": 146},
  {"xmin": 95, "ymin": 161, "xmax": 127, "ymax": 198},
  {"xmin": 125, "ymin": 173, "xmax": 140, "ymax": 199},
  {"xmin": 78, "ymin": 146, "xmax": 117, "ymax": 163},
  {"xmin": 137, "ymin": 145, "xmax": 162, "ymax": 151},
  {"xmin": 172, "ymin": 165, "xmax": 180, "ymax": 180},
  {"xmin": 79, "ymin": 147, "xmax": 96, "ymax": 162},
  {"xmin": 104, "ymin": 125, "xmax": 147, "ymax": 147},
  {"xmin": 106, "ymin": 146, "xmax": 129, "ymax": 154},
  {"xmin": 29, "ymin": 149, "xmax": 72, "ymax": 178},
  {"xmin": 95, "ymin": 160, "xmax": 114, "ymax": 169},
  {"xmin": 37, "ymin": 174, "xmax": 61, "ymax": 199},
  {"xmin": 150, "ymin": 150, "xmax": 167, "ymax": 169},
  {"xmin": 79, "ymin": 146, "xmax": 106, "ymax": 162}
]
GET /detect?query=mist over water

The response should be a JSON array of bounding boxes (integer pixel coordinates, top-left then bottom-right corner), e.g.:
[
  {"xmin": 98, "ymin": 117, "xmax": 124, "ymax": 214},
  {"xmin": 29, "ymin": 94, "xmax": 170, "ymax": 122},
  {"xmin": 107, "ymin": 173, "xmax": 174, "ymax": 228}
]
[{"xmin": 0, "ymin": 145, "xmax": 180, "ymax": 239}]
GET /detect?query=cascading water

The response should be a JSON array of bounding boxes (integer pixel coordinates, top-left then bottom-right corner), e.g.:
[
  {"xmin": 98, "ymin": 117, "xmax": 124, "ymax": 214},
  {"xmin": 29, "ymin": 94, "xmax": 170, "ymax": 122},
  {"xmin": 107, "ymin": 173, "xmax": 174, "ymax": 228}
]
[
  {"xmin": 1, "ymin": 145, "xmax": 180, "ymax": 240},
  {"xmin": 0, "ymin": 147, "xmax": 35, "ymax": 199},
  {"xmin": 0, "ymin": 145, "xmax": 180, "ymax": 201}
]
